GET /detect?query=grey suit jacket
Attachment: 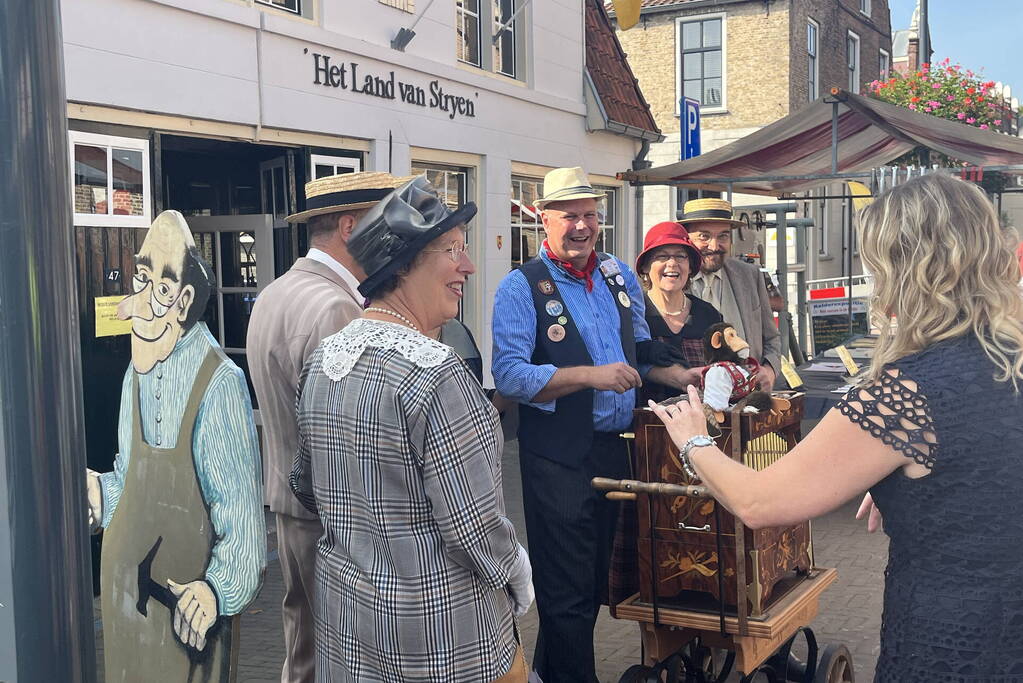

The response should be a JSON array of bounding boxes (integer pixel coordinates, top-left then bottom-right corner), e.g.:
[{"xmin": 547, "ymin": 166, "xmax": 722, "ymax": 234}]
[
  {"xmin": 247, "ymin": 257, "xmax": 363, "ymax": 519},
  {"xmin": 721, "ymin": 257, "xmax": 782, "ymax": 373}
]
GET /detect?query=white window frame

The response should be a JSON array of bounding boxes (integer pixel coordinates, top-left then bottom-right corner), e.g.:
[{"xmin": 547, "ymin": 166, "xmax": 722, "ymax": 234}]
[
  {"xmin": 256, "ymin": 0, "xmax": 300, "ymax": 14},
  {"xmin": 807, "ymin": 18, "xmax": 819, "ymax": 102},
  {"xmin": 309, "ymin": 154, "xmax": 361, "ymax": 179},
  {"xmin": 595, "ymin": 185, "xmax": 620, "ymax": 255},
  {"xmin": 675, "ymin": 12, "xmax": 727, "ymax": 116},
  {"xmin": 69, "ymin": 131, "xmax": 152, "ymax": 228},
  {"xmin": 456, "ymin": 0, "xmax": 483, "ymax": 68},
  {"xmin": 879, "ymin": 48, "xmax": 891, "ymax": 80},
  {"xmin": 493, "ymin": 0, "xmax": 518, "ymax": 79},
  {"xmin": 859, "ymin": 0, "xmax": 871, "ymax": 17},
  {"xmin": 846, "ymin": 30, "xmax": 861, "ymax": 94}
]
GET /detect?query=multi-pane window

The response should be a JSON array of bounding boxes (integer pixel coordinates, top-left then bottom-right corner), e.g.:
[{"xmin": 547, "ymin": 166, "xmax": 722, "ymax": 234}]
[
  {"xmin": 846, "ymin": 31, "xmax": 861, "ymax": 94},
  {"xmin": 807, "ymin": 19, "xmax": 819, "ymax": 102},
  {"xmin": 678, "ymin": 16, "xmax": 724, "ymax": 110},
  {"xmin": 510, "ymin": 176, "xmax": 543, "ymax": 267},
  {"xmin": 256, "ymin": 0, "xmax": 299, "ymax": 13},
  {"xmin": 456, "ymin": 0, "xmax": 482, "ymax": 67},
  {"xmin": 379, "ymin": 0, "xmax": 415, "ymax": 11},
  {"xmin": 879, "ymin": 49, "xmax": 891, "ymax": 81},
  {"xmin": 594, "ymin": 187, "xmax": 618, "ymax": 255},
  {"xmin": 493, "ymin": 0, "xmax": 517, "ymax": 78},
  {"xmin": 69, "ymin": 131, "xmax": 151, "ymax": 227},
  {"xmin": 310, "ymin": 154, "xmax": 361, "ymax": 180},
  {"xmin": 859, "ymin": 0, "xmax": 871, "ymax": 16},
  {"xmin": 412, "ymin": 163, "xmax": 469, "ymax": 212}
]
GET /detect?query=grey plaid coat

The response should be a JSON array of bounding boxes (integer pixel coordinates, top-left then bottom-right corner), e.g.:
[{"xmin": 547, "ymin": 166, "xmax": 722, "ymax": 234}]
[{"xmin": 292, "ymin": 319, "xmax": 524, "ymax": 682}]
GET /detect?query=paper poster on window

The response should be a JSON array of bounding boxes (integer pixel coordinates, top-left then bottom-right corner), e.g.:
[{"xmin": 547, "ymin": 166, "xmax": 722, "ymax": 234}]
[{"xmin": 95, "ymin": 296, "xmax": 132, "ymax": 337}]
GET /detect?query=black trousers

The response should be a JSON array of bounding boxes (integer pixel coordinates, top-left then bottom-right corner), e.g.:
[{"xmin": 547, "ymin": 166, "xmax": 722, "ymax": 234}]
[{"xmin": 520, "ymin": 432, "xmax": 631, "ymax": 683}]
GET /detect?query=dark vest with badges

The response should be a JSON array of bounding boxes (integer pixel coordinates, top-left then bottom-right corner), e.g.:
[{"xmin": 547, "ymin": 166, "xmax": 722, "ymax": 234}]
[{"xmin": 517, "ymin": 253, "xmax": 636, "ymax": 465}]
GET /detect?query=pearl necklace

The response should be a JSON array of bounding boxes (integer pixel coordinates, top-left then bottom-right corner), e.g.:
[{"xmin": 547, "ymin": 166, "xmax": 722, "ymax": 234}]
[
  {"xmin": 662, "ymin": 297, "xmax": 691, "ymax": 317},
  {"xmin": 365, "ymin": 307, "xmax": 419, "ymax": 332}
]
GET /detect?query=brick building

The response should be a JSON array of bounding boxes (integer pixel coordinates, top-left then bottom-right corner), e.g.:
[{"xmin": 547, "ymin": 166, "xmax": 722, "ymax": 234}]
[{"xmin": 609, "ymin": 0, "xmax": 892, "ymax": 282}]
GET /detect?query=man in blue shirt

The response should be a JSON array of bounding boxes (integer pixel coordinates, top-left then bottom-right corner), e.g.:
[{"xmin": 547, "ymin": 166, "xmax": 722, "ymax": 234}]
[{"xmin": 493, "ymin": 167, "xmax": 698, "ymax": 682}]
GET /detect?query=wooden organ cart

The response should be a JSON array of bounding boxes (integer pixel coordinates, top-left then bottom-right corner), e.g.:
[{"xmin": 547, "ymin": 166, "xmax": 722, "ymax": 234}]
[{"xmin": 594, "ymin": 394, "xmax": 855, "ymax": 683}]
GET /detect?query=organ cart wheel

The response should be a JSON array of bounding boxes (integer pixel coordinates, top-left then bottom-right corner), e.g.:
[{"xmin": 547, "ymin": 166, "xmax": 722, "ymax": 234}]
[{"xmin": 812, "ymin": 644, "xmax": 854, "ymax": 683}]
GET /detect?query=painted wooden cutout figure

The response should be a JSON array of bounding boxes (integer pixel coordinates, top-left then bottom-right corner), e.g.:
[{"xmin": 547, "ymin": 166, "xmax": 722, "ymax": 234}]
[
  {"xmin": 699, "ymin": 322, "xmax": 788, "ymax": 419},
  {"xmin": 85, "ymin": 210, "xmax": 266, "ymax": 682}
]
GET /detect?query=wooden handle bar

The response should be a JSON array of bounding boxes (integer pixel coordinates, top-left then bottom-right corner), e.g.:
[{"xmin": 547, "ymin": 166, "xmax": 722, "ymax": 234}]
[{"xmin": 591, "ymin": 477, "xmax": 710, "ymax": 499}]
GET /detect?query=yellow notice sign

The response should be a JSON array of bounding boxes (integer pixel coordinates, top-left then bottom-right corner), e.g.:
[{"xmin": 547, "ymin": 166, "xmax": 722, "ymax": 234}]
[
  {"xmin": 833, "ymin": 345, "xmax": 861, "ymax": 376},
  {"xmin": 95, "ymin": 296, "xmax": 132, "ymax": 338},
  {"xmin": 779, "ymin": 356, "xmax": 804, "ymax": 389}
]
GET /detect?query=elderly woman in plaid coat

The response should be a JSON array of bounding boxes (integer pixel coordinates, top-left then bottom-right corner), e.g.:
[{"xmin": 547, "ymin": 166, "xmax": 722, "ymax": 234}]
[{"xmin": 292, "ymin": 176, "xmax": 533, "ymax": 683}]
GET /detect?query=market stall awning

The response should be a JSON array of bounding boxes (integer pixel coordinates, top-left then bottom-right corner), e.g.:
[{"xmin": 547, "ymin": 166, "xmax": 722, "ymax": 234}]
[{"xmin": 620, "ymin": 90, "xmax": 1023, "ymax": 195}]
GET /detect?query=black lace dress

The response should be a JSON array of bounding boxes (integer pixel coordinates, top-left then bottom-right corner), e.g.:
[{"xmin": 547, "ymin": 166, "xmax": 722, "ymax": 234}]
[{"xmin": 836, "ymin": 335, "xmax": 1023, "ymax": 682}]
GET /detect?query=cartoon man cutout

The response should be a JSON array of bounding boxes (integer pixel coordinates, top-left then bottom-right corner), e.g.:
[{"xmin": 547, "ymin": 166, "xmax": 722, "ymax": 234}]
[{"xmin": 86, "ymin": 210, "xmax": 265, "ymax": 682}]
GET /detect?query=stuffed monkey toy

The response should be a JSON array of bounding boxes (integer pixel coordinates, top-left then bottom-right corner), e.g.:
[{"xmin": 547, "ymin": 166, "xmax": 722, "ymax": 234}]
[{"xmin": 698, "ymin": 322, "xmax": 792, "ymax": 429}]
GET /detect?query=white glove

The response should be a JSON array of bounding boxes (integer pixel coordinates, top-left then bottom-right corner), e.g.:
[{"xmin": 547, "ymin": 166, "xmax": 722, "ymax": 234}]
[
  {"xmin": 86, "ymin": 469, "xmax": 103, "ymax": 533},
  {"xmin": 507, "ymin": 544, "xmax": 534, "ymax": 618}
]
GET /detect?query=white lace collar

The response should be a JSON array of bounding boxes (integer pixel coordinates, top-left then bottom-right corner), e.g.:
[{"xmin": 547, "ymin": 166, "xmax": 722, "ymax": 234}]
[{"xmin": 321, "ymin": 318, "xmax": 451, "ymax": 381}]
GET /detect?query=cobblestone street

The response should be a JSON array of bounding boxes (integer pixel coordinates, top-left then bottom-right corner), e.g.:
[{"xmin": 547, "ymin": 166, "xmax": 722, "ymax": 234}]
[{"xmin": 228, "ymin": 438, "xmax": 888, "ymax": 682}]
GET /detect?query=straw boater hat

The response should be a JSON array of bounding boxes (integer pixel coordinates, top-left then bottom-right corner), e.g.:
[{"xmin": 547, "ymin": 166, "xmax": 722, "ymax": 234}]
[
  {"xmin": 533, "ymin": 167, "xmax": 606, "ymax": 210},
  {"xmin": 285, "ymin": 171, "xmax": 412, "ymax": 223},
  {"xmin": 677, "ymin": 198, "xmax": 744, "ymax": 228}
]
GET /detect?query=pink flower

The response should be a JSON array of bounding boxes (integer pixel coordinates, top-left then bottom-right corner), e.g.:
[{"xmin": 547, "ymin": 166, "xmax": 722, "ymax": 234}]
[
  {"xmin": 964, "ymin": 98, "xmax": 973, "ymax": 105},
  {"xmin": 979, "ymin": 124, "xmax": 989, "ymax": 129},
  {"xmin": 927, "ymin": 101, "xmax": 940, "ymax": 108},
  {"xmin": 994, "ymin": 119, "xmax": 1002, "ymax": 125},
  {"xmin": 946, "ymin": 95, "xmax": 955, "ymax": 101},
  {"xmin": 932, "ymin": 82, "xmax": 941, "ymax": 89},
  {"xmin": 966, "ymin": 117, "xmax": 976, "ymax": 123},
  {"xmin": 923, "ymin": 107, "xmax": 932, "ymax": 112},
  {"xmin": 909, "ymin": 103, "xmax": 918, "ymax": 110},
  {"xmin": 957, "ymin": 112, "xmax": 966, "ymax": 120}
]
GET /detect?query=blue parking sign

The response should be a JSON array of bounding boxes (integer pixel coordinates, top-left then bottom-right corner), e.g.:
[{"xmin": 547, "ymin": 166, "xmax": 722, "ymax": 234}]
[{"xmin": 682, "ymin": 97, "xmax": 701, "ymax": 160}]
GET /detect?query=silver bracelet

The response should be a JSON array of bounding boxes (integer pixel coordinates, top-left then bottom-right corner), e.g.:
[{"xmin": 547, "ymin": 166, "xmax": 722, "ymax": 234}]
[{"xmin": 679, "ymin": 434, "xmax": 715, "ymax": 481}]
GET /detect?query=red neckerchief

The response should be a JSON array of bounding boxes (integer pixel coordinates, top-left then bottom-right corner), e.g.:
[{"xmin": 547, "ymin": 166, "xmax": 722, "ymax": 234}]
[{"xmin": 542, "ymin": 240, "xmax": 598, "ymax": 292}]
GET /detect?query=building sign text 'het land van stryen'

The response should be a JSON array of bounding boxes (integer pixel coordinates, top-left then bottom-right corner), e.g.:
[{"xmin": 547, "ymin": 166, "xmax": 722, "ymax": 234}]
[{"xmin": 309, "ymin": 50, "xmax": 477, "ymax": 121}]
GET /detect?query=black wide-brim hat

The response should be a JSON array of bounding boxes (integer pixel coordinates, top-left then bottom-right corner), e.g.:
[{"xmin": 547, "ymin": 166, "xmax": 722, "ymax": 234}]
[{"xmin": 350, "ymin": 175, "xmax": 477, "ymax": 299}]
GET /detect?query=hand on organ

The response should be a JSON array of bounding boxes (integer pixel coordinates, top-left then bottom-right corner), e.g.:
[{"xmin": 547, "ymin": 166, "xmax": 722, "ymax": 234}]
[
  {"xmin": 757, "ymin": 363, "xmax": 776, "ymax": 391},
  {"xmin": 86, "ymin": 469, "xmax": 103, "ymax": 533}
]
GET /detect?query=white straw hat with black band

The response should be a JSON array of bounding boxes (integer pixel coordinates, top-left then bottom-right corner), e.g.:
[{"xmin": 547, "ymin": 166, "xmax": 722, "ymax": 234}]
[
  {"xmin": 533, "ymin": 167, "xmax": 607, "ymax": 210},
  {"xmin": 285, "ymin": 171, "xmax": 413, "ymax": 224}
]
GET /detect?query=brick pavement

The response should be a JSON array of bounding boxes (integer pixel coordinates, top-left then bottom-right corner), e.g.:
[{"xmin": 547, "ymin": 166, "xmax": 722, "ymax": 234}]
[{"xmin": 95, "ymin": 438, "xmax": 888, "ymax": 682}]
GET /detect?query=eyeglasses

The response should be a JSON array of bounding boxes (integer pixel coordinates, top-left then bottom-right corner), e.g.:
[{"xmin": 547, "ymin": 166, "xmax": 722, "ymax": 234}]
[
  {"xmin": 650, "ymin": 252, "xmax": 690, "ymax": 264},
  {"xmin": 422, "ymin": 241, "xmax": 469, "ymax": 263},
  {"xmin": 131, "ymin": 270, "xmax": 181, "ymax": 316}
]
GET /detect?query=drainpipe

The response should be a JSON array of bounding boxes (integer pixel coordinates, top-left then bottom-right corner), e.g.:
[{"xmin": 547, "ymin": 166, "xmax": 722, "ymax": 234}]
[{"xmin": 632, "ymin": 139, "xmax": 651, "ymax": 254}]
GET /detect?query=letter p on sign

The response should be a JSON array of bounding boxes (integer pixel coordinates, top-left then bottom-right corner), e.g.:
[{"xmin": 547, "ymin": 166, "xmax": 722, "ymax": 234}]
[{"xmin": 682, "ymin": 97, "xmax": 701, "ymax": 160}]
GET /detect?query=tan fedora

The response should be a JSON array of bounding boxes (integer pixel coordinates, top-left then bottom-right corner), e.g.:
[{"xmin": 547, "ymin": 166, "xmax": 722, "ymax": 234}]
[
  {"xmin": 533, "ymin": 167, "xmax": 606, "ymax": 210},
  {"xmin": 285, "ymin": 171, "xmax": 413, "ymax": 223},
  {"xmin": 677, "ymin": 198, "xmax": 745, "ymax": 228}
]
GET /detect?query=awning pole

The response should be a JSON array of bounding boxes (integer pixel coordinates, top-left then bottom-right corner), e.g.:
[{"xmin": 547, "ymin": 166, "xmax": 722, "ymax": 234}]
[{"xmin": 776, "ymin": 210, "xmax": 789, "ymax": 359}]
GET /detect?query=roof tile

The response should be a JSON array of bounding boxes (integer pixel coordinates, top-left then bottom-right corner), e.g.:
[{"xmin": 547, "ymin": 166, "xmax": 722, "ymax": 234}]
[{"xmin": 586, "ymin": 0, "xmax": 660, "ymax": 134}]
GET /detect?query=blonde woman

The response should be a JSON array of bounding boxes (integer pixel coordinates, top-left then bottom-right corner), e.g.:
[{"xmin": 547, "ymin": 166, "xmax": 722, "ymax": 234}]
[{"xmin": 649, "ymin": 173, "xmax": 1023, "ymax": 682}]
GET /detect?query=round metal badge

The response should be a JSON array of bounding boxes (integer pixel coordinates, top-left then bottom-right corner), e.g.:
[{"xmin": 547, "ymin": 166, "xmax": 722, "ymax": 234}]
[
  {"xmin": 617, "ymin": 291, "xmax": 632, "ymax": 308},
  {"xmin": 547, "ymin": 324, "xmax": 566, "ymax": 342},
  {"xmin": 545, "ymin": 299, "xmax": 565, "ymax": 317},
  {"xmin": 558, "ymin": 316, "xmax": 568, "ymax": 325},
  {"xmin": 615, "ymin": 274, "xmax": 625, "ymax": 286}
]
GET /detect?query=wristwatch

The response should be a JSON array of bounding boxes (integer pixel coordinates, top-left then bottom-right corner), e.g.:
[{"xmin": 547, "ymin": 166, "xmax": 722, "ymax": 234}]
[{"xmin": 679, "ymin": 434, "xmax": 715, "ymax": 480}]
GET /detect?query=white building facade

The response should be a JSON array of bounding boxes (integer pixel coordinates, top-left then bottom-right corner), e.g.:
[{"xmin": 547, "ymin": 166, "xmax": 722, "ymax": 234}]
[{"xmin": 63, "ymin": 0, "xmax": 659, "ymax": 460}]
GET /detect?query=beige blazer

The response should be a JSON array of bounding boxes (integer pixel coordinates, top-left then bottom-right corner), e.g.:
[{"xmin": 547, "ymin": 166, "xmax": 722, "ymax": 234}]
[
  {"xmin": 720, "ymin": 257, "xmax": 782, "ymax": 373},
  {"xmin": 247, "ymin": 257, "xmax": 363, "ymax": 519}
]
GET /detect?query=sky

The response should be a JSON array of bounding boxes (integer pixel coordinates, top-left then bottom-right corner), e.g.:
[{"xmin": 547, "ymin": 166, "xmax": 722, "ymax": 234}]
[{"xmin": 887, "ymin": 0, "xmax": 1023, "ymax": 90}]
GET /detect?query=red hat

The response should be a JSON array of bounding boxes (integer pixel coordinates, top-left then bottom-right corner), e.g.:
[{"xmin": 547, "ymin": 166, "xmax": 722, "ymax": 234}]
[{"xmin": 636, "ymin": 221, "xmax": 702, "ymax": 276}]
